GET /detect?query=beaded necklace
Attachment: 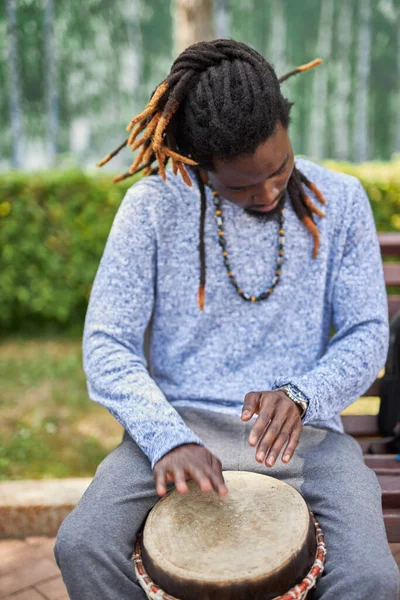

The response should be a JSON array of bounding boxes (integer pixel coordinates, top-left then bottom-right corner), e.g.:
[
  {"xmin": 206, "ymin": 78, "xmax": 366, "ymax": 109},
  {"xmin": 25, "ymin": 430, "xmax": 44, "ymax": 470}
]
[{"xmin": 211, "ymin": 187, "xmax": 285, "ymax": 302}]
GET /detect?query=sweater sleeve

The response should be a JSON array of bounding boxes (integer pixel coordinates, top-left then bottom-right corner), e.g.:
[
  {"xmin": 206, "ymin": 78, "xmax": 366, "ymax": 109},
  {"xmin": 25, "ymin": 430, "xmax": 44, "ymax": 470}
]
[
  {"xmin": 272, "ymin": 179, "xmax": 389, "ymax": 423},
  {"xmin": 82, "ymin": 182, "xmax": 204, "ymax": 469}
]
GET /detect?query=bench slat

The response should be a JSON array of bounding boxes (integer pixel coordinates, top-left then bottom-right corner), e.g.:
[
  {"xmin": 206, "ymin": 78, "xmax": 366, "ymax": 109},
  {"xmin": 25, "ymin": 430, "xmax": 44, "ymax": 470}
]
[
  {"xmin": 342, "ymin": 414, "xmax": 379, "ymax": 436},
  {"xmin": 365, "ymin": 455, "xmax": 399, "ymax": 469},
  {"xmin": 365, "ymin": 455, "xmax": 400, "ymax": 475},
  {"xmin": 355, "ymin": 438, "xmax": 391, "ymax": 453},
  {"xmin": 379, "ymin": 233, "xmax": 400, "ymax": 257},
  {"xmin": 383, "ymin": 264, "xmax": 400, "ymax": 286},
  {"xmin": 380, "ymin": 476, "xmax": 400, "ymax": 509},
  {"xmin": 384, "ymin": 510, "xmax": 400, "ymax": 543}
]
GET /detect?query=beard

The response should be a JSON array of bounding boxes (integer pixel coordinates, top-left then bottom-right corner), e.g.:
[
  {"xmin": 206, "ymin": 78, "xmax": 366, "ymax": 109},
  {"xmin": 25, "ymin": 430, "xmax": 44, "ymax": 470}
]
[{"xmin": 244, "ymin": 191, "xmax": 287, "ymax": 223}]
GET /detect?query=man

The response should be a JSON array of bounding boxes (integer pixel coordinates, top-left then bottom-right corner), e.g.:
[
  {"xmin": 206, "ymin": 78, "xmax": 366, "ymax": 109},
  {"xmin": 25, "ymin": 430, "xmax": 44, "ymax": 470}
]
[{"xmin": 54, "ymin": 39, "xmax": 400, "ymax": 598}]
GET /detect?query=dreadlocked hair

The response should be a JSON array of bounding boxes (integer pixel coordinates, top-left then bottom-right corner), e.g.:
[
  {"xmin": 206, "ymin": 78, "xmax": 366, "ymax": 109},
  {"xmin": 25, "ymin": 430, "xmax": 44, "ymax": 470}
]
[{"xmin": 97, "ymin": 39, "xmax": 326, "ymax": 311}]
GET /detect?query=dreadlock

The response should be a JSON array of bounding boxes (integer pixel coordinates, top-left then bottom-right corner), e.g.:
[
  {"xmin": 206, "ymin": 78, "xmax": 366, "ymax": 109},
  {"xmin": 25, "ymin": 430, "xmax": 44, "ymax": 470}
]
[{"xmin": 97, "ymin": 39, "xmax": 326, "ymax": 311}]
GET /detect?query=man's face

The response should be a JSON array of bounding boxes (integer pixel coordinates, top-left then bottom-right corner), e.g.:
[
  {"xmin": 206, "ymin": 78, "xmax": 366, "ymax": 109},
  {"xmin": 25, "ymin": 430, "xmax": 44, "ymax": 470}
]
[{"xmin": 199, "ymin": 123, "xmax": 294, "ymax": 220}]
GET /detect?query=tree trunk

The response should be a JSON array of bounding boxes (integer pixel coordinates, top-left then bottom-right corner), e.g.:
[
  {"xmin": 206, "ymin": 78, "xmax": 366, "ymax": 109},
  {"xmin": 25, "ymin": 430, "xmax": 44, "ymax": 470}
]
[
  {"xmin": 353, "ymin": 0, "xmax": 372, "ymax": 162},
  {"xmin": 267, "ymin": 0, "xmax": 287, "ymax": 77},
  {"xmin": 333, "ymin": 0, "xmax": 352, "ymax": 160},
  {"xmin": 395, "ymin": 6, "xmax": 400, "ymax": 154},
  {"xmin": 44, "ymin": 0, "xmax": 58, "ymax": 166},
  {"xmin": 214, "ymin": 0, "xmax": 230, "ymax": 39},
  {"xmin": 173, "ymin": 0, "xmax": 214, "ymax": 57},
  {"xmin": 306, "ymin": 0, "xmax": 334, "ymax": 160},
  {"xmin": 121, "ymin": 0, "xmax": 143, "ymax": 107},
  {"xmin": 5, "ymin": 0, "xmax": 23, "ymax": 168}
]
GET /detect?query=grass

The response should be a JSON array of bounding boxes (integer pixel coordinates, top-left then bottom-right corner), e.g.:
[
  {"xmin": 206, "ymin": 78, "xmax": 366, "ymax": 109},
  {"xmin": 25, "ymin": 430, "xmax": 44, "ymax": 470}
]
[
  {"xmin": 0, "ymin": 337, "xmax": 380, "ymax": 481},
  {"xmin": 0, "ymin": 338, "xmax": 123, "ymax": 480}
]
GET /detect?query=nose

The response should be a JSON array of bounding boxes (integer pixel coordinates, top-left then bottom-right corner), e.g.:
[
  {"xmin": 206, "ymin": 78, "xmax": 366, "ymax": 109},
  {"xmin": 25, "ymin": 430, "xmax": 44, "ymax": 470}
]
[{"xmin": 251, "ymin": 181, "xmax": 281, "ymax": 206}]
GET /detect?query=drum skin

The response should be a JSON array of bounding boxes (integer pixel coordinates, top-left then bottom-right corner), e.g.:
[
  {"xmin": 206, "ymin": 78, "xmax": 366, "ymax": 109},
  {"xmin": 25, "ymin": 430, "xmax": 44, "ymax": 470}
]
[{"xmin": 141, "ymin": 471, "xmax": 317, "ymax": 600}]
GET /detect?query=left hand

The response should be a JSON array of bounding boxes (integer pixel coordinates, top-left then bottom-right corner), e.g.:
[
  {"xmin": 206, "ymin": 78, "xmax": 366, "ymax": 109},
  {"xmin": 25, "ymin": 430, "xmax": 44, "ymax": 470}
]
[{"xmin": 241, "ymin": 390, "xmax": 303, "ymax": 467}]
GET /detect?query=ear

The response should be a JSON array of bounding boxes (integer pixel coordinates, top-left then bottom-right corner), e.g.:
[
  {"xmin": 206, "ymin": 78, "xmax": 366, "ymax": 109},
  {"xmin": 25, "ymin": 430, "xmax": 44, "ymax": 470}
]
[{"xmin": 198, "ymin": 168, "xmax": 209, "ymax": 186}]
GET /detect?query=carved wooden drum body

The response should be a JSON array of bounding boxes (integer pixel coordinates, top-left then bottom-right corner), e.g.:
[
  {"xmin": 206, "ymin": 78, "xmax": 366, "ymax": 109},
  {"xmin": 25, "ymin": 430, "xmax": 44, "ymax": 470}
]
[{"xmin": 133, "ymin": 471, "xmax": 326, "ymax": 600}]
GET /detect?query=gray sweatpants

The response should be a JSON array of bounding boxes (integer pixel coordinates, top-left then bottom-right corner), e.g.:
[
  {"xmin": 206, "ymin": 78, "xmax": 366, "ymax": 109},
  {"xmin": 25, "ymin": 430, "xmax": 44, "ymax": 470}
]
[{"xmin": 54, "ymin": 407, "xmax": 400, "ymax": 599}]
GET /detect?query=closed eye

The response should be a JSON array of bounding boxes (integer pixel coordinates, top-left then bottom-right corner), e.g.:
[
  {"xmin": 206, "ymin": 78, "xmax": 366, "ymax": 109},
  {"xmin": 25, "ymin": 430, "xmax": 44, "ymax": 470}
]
[
  {"xmin": 230, "ymin": 185, "xmax": 252, "ymax": 192},
  {"xmin": 225, "ymin": 154, "xmax": 290, "ymax": 192}
]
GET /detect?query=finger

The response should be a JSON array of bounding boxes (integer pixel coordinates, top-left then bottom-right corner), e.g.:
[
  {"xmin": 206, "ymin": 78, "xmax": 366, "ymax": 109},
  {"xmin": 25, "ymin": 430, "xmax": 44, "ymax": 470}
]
[
  {"xmin": 262, "ymin": 419, "xmax": 293, "ymax": 467},
  {"xmin": 282, "ymin": 425, "xmax": 303, "ymax": 463},
  {"xmin": 172, "ymin": 468, "xmax": 189, "ymax": 494},
  {"xmin": 255, "ymin": 413, "xmax": 287, "ymax": 465},
  {"xmin": 187, "ymin": 466, "xmax": 214, "ymax": 493},
  {"xmin": 248, "ymin": 395, "xmax": 277, "ymax": 445},
  {"xmin": 207, "ymin": 464, "xmax": 229, "ymax": 497},
  {"xmin": 154, "ymin": 467, "xmax": 167, "ymax": 497},
  {"xmin": 249, "ymin": 415, "xmax": 272, "ymax": 446},
  {"xmin": 241, "ymin": 392, "xmax": 261, "ymax": 421}
]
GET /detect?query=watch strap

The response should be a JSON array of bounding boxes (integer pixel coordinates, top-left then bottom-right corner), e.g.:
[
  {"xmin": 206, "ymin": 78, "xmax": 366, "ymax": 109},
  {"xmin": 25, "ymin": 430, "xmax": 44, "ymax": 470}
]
[{"xmin": 276, "ymin": 383, "xmax": 308, "ymax": 419}]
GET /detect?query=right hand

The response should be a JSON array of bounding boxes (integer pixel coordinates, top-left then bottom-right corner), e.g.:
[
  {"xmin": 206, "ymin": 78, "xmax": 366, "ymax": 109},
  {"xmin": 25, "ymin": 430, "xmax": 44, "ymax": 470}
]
[{"xmin": 153, "ymin": 443, "xmax": 228, "ymax": 499}]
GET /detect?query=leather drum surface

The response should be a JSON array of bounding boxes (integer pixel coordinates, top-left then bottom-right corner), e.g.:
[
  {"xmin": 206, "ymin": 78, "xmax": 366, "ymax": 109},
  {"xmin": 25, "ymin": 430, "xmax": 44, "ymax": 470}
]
[{"xmin": 141, "ymin": 471, "xmax": 316, "ymax": 600}]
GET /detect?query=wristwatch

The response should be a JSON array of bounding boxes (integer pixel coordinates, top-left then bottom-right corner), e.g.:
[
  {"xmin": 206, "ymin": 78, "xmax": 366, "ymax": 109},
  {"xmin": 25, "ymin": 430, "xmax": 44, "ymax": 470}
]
[{"xmin": 276, "ymin": 383, "xmax": 308, "ymax": 419}]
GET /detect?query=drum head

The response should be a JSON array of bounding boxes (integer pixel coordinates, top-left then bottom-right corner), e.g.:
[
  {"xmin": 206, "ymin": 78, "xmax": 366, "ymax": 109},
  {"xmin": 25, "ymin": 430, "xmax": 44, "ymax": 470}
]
[{"xmin": 138, "ymin": 471, "xmax": 319, "ymax": 600}]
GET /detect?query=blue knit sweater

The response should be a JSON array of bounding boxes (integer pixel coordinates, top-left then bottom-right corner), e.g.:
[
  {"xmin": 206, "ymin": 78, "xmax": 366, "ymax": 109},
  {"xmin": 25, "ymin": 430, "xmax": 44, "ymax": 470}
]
[{"xmin": 83, "ymin": 158, "xmax": 389, "ymax": 468}]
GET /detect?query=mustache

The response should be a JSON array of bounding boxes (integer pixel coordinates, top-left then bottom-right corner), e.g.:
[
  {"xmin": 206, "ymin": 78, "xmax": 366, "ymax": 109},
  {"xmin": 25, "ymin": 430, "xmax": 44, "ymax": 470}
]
[
  {"xmin": 244, "ymin": 192, "xmax": 286, "ymax": 221},
  {"xmin": 248, "ymin": 190, "xmax": 286, "ymax": 210}
]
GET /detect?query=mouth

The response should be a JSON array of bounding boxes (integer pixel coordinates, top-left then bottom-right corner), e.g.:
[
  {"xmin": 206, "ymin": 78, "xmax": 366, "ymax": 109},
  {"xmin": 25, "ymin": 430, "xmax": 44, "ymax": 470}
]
[{"xmin": 248, "ymin": 194, "xmax": 283, "ymax": 213}]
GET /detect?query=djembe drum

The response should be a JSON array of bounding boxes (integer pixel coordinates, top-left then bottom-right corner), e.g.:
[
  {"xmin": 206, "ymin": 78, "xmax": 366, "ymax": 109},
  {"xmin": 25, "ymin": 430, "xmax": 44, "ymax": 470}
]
[{"xmin": 132, "ymin": 471, "xmax": 326, "ymax": 600}]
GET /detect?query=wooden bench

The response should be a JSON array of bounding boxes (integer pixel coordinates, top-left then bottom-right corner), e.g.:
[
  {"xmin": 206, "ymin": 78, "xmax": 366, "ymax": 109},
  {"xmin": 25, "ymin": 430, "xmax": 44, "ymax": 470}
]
[{"xmin": 342, "ymin": 233, "xmax": 400, "ymax": 542}]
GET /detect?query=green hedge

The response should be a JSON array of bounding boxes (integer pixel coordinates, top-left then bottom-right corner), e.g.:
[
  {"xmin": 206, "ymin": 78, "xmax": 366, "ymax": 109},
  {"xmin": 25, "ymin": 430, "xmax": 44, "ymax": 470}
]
[
  {"xmin": 1, "ymin": 160, "xmax": 400, "ymax": 334},
  {"xmin": 0, "ymin": 170, "xmax": 139, "ymax": 334},
  {"xmin": 324, "ymin": 159, "xmax": 400, "ymax": 231}
]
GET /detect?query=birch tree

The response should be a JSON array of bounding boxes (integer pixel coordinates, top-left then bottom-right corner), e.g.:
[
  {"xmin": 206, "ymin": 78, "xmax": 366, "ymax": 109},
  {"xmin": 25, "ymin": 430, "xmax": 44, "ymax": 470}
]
[
  {"xmin": 333, "ymin": 0, "xmax": 353, "ymax": 160},
  {"xmin": 214, "ymin": 0, "xmax": 230, "ymax": 38},
  {"xmin": 173, "ymin": 0, "xmax": 214, "ymax": 56},
  {"xmin": 353, "ymin": 0, "xmax": 372, "ymax": 162},
  {"xmin": 5, "ymin": 0, "xmax": 23, "ymax": 168},
  {"xmin": 395, "ymin": 5, "xmax": 400, "ymax": 154},
  {"xmin": 267, "ymin": 0, "xmax": 286, "ymax": 76},
  {"xmin": 306, "ymin": 0, "xmax": 334, "ymax": 160},
  {"xmin": 44, "ymin": 0, "xmax": 58, "ymax": 165},
  {"xmin": 120, "ymin": 0, "xmax": 143, "ymax": 114}
]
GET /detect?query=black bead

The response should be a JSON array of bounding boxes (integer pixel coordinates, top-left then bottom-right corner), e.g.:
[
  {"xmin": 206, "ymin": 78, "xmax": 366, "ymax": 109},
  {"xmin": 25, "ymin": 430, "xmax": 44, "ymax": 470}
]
[{"xmin": 258, "ymin": 292, "xmax": 271, "ymax": 300}]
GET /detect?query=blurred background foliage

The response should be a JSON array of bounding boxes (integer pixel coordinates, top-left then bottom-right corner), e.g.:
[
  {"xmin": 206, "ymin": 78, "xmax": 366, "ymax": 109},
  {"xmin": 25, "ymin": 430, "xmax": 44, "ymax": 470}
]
[
  {"xmin": 1, "ymin": 0, "xmax": 400, "ymax": 172},
  {"xmin": 0, "ymin": 170, "xmax": 136, "ymax": 334}
]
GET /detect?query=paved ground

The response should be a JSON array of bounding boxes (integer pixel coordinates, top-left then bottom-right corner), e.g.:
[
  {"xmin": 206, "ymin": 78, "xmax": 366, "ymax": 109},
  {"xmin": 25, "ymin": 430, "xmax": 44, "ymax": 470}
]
[
  {"xmin": 0, "ymin": 537, "xmax": 66, "ymax": 600},
  {"xmin": 1, "ymin": 537, "xmax": 399, "ymax": 599}
]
